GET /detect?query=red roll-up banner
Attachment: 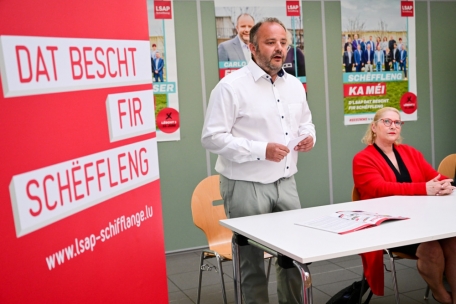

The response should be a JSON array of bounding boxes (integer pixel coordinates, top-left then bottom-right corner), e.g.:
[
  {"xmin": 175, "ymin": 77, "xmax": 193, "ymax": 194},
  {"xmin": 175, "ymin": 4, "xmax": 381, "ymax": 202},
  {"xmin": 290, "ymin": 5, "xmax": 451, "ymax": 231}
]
[{"xmin": 0, "ymin": 0, "xmax": 168, "ymax": 302}]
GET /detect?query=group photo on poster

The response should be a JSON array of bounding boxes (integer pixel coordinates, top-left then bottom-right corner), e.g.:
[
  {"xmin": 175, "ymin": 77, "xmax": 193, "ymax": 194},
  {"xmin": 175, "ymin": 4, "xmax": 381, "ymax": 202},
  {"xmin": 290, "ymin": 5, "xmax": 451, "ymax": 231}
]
[
  {"xmin": 148, "ymin": 0, "xmax": 181, "ymax": 141},
  {"xmin": 341, "ymin": 0, "xmax": 417, "ymax": 125},
  {"xmin": 214, "ymin": 0, "xmax": 306, "ymax": 86}
]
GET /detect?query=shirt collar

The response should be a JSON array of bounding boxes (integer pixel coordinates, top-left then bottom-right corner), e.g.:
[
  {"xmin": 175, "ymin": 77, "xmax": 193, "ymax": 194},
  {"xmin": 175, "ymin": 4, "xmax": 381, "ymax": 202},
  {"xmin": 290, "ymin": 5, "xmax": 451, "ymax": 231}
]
[
  {"xmin": 237, "ymin": 35, "xmax": 249, "ymax": 49},
  {"xmin": 247, "ymin": 60, "xmax": 286, "ymax": 82}
]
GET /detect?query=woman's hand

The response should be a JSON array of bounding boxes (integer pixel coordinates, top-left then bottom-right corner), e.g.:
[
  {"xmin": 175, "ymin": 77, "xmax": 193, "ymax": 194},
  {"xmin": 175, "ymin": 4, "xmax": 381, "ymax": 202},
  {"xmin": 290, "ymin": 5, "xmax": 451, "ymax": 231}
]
[{"xmin": 426, "ymin": 175, "xmax": 455, "ymax": 196}]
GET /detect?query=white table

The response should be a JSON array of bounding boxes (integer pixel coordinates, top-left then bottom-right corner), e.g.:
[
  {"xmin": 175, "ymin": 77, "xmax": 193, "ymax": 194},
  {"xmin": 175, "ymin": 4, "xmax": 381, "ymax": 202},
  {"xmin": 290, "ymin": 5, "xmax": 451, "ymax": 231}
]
[{"xmin": 220, "ymin": 193, "xmax": 456, "ymax": 304}]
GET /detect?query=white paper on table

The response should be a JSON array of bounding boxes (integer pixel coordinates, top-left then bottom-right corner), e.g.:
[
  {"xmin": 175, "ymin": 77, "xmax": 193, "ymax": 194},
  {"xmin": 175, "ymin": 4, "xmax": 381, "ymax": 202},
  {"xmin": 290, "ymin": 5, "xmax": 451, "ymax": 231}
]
[
  {"xmin": 295, "ymin": 210, "xmax": 408, "ymax": 234},
  {"xmin": 287, "ymin": 133, "xmax": 310, "ymax": 150},
  {"xmin": 296, "ymin": 216, "xmax": 368, "ymax": 234}
]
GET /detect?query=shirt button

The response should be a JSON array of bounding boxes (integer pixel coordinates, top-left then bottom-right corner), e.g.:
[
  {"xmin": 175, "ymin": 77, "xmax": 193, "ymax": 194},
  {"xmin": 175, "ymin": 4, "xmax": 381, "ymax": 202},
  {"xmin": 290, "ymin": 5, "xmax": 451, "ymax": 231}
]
[
  {"xmin": 285, "ymin": 132, "xmax": 288, "ymax": 135},
  {"xmin": 287, "ymin": 166, "xmax": 289, "ymax": 169},
  {"xmin": 257, "ymin": 158, "xmax": 260, "ymax": 160},
  {"xmin": 277, "ymin": 100, "xmax": 280, "ymax": 102},
  {"xmin": 282, "ymin": 116, "xmax": 284, "ymax": 118}
]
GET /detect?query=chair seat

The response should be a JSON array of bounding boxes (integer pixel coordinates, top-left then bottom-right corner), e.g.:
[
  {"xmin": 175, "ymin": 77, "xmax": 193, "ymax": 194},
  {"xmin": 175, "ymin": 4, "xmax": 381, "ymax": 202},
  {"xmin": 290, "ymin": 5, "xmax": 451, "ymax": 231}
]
[
  {"xmin": 208, "ymin": 241, "xmax": 232, "ymax": 259},
  {"xmin": 391, "ymin": 251, "xmax": 418, "ymax": 260}
]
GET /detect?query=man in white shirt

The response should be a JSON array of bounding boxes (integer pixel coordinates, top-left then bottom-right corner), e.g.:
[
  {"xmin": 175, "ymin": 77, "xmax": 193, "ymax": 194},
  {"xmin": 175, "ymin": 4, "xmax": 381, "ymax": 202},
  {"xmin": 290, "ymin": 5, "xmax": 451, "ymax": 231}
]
[{"xmin": 202, "ymin": 17, "xmax": 316, "ymax": 304}]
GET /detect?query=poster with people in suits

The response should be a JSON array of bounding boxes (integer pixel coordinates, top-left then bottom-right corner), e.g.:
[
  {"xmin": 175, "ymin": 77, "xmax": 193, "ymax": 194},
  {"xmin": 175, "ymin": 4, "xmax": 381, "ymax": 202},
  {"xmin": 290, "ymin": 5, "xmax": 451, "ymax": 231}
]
[
  {"xmin": 148, "ymin": 0, "xmax": 181, "ymax": 141},
  {"xmin": 214, "ymin": 0, "xmax": 307, "ymax": 88},
  {"xmin": 340, "ymin": 0, "xmax": 416, "ymax": 125}
]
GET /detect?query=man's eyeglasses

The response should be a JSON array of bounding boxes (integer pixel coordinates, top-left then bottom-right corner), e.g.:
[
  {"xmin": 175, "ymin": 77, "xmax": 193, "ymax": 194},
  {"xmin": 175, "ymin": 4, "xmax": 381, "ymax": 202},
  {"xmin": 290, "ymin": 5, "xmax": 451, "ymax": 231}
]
[{"xmin": 376, "ymin": 118, "xmax": 404, "ymax": 127}]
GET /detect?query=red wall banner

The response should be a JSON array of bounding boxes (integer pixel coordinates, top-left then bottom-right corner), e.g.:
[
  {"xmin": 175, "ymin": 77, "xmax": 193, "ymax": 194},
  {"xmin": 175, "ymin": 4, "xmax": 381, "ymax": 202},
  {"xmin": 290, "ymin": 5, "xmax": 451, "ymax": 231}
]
[
  {"xmin": 0, "ymin": 0, "xmax": 168, "ymax": 302},
  {"xmin": 154, "ymin": 1, "xmax": 173, "ymax": 19},
  {"xmin": 286, "ymin": 1, "xmax": 301, "ymax": 17},
  {"xmin": 401, "ymin": 1, "xmax": 414, "ymax": 17}
]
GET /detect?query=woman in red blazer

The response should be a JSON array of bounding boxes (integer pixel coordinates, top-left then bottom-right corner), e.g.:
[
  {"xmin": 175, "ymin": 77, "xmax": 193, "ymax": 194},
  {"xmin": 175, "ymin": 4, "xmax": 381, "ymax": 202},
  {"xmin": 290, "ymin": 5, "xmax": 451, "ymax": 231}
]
[{"xmin": 353, "ymin": 107, "xmax": 455, "ymax": 303}]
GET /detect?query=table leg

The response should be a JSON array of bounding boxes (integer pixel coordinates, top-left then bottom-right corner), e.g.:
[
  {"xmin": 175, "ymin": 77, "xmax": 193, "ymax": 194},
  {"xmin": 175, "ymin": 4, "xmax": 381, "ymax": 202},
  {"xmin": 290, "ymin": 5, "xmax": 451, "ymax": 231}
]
[
  {"xmin": 293, "ymin": 261, "xmax": 313, "ymax": 304},
  {"xmin": 232, "ymin": 234, "xmax": 314, "ymax": 304},
  {"xmin": 232, "ymin": 234, "xmax": 242, "ymax": 304}
]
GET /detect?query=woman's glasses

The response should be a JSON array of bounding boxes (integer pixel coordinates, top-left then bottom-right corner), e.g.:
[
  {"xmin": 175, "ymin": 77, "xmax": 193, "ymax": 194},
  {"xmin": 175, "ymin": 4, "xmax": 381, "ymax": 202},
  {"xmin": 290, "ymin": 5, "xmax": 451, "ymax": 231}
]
[{"xmin": 376, "ymin": 118, "xmax": 404, "ymax": 127}]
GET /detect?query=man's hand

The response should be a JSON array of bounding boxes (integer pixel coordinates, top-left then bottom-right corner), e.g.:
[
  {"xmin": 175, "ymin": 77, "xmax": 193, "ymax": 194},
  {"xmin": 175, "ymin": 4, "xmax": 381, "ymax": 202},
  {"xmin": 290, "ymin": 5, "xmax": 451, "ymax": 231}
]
[
  {"xmin": 294, "ymin": 136, "xmax": 314, "ymax": 152},
  {"xmin": 266, "ymin": 143, "xmax": 290, "ymax": 162}
]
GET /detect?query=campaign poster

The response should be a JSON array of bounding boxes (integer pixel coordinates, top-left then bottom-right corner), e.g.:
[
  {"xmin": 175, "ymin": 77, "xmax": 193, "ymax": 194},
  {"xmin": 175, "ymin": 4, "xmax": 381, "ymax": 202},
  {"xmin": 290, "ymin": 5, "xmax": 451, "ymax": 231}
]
[
  {"xmin": 148, "ymin": 0, "xmax": 181, "ymax": 141},
  {"xmin": 214, "ymin": 0, "xmax": 307, "ymax": 88},
  {"xmin": 341, "ymin": 0, "xmax": 417, "ymax": 125},
  {"xmin": 0, "ymin": 0, "xmax": 168, "ymax": 302}
]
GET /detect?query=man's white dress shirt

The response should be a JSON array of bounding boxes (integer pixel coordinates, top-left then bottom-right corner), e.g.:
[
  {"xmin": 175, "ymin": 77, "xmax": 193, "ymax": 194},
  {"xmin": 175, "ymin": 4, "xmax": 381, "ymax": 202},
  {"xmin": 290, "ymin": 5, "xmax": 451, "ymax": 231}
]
[{"xmin": 201, "ymin": 60, "xmax": 315, "ymax": 184}]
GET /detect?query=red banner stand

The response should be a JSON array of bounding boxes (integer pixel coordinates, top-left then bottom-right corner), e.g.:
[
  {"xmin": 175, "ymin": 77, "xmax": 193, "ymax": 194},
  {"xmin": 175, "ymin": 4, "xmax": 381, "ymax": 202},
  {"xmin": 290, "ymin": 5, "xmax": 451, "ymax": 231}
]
[{"xmin": 0, "ymin": 0, "xmax": 168, "ymax": 302}]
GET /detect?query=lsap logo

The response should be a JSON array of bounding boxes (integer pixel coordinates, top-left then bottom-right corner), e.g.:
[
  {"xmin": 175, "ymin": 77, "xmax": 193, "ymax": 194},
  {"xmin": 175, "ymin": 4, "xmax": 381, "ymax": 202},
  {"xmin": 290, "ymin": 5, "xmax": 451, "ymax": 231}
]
[
  {"xmin": 154, "ymin": 1, "xmax": 172, "ymax": 19},
  {"xmin": 400, "ymin": 1, "xmax": 414, "ymax": 17},
  {"xmin": 156, "ymin": 6, "xmax": 170, "ymax": 12},
  {"xmin": 286, "ymin": 1, "xmax": 300, "ymax": 16}
]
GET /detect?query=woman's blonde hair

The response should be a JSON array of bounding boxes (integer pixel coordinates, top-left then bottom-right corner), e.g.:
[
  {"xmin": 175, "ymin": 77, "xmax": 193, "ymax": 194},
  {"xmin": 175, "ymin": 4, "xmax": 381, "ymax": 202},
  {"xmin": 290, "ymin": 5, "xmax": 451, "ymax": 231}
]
[{"xmin": 361, "ymin": 107, "xmax": 403, "ymax": 145}]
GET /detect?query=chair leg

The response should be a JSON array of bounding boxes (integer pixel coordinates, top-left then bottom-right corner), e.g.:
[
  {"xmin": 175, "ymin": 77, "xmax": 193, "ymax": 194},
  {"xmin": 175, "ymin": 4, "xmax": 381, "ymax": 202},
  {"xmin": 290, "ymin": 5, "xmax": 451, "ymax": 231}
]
[
  {"xmin": 196, "ymin": 251, "xmax": 205, "ymax": 304},
  {"xmin": 386, "ymin": 250, "xmax": 401, "ymax": 304},
  {"xmin": 358, "ymin": 272, "xmax": 373, "ymax": 304},
  {"xmin": 359, "ymin": 274, "xmax": 366, "ymax": 304},
  {"xmin": 364, "ymin": 291, "xmax": 373, "ymax": 304},
  {"xmin": 424, "ymin": 284, "xmax": 430, "ymax": 299},
  {"xmin": 215, "ymin": 253, "xmax": 228, "ymax": 304}
]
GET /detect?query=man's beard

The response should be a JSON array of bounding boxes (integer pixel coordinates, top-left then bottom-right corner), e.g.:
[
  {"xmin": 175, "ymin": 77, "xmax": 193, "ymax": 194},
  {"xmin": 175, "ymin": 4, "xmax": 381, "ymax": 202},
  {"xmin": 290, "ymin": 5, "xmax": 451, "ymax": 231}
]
[{"xmin": 254, "ymin": 48, "xmax": 284, "ymax": 74}]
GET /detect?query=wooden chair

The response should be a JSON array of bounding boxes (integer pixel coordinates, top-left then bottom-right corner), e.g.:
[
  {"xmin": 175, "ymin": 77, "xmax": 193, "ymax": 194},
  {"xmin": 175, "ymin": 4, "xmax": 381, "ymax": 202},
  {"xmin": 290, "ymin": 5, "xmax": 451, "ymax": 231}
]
[
  {"xmin": 351, "ymin": 186, "xmax": 361, "ymax": 201},
  {"xmin": 352, "ymin": 186, "xmax": 430, "ymax": 303},
  {"xmin": 191, "ymin": 175, "xmax": 272, "ymax": 304},
  {"xmin": 437, "ymin": 153, "xmax": 456, "ymax": 181}
]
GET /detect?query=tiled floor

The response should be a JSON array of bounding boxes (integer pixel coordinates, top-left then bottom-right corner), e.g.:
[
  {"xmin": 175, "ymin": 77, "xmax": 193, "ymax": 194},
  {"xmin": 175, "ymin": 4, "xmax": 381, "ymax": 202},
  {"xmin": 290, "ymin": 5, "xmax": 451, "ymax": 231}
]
[{"xmin": 166, "ymin": 249, "xmax": 444, "ymax": 304}]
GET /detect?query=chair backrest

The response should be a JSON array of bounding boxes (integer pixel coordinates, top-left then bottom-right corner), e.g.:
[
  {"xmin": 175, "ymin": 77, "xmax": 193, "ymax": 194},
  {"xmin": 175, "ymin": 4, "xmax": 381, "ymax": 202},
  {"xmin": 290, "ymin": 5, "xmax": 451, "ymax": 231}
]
[
  {"xmin": 352, "ymin": 186, "xmax": 361, "ymax": 201},
  {"xmin": 437, "ymin": 154, "xmax": 456, "ymax": 180},
  {"xmin": 191, "ymin": 175, "xmax": 233, "ymax": 251}
]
